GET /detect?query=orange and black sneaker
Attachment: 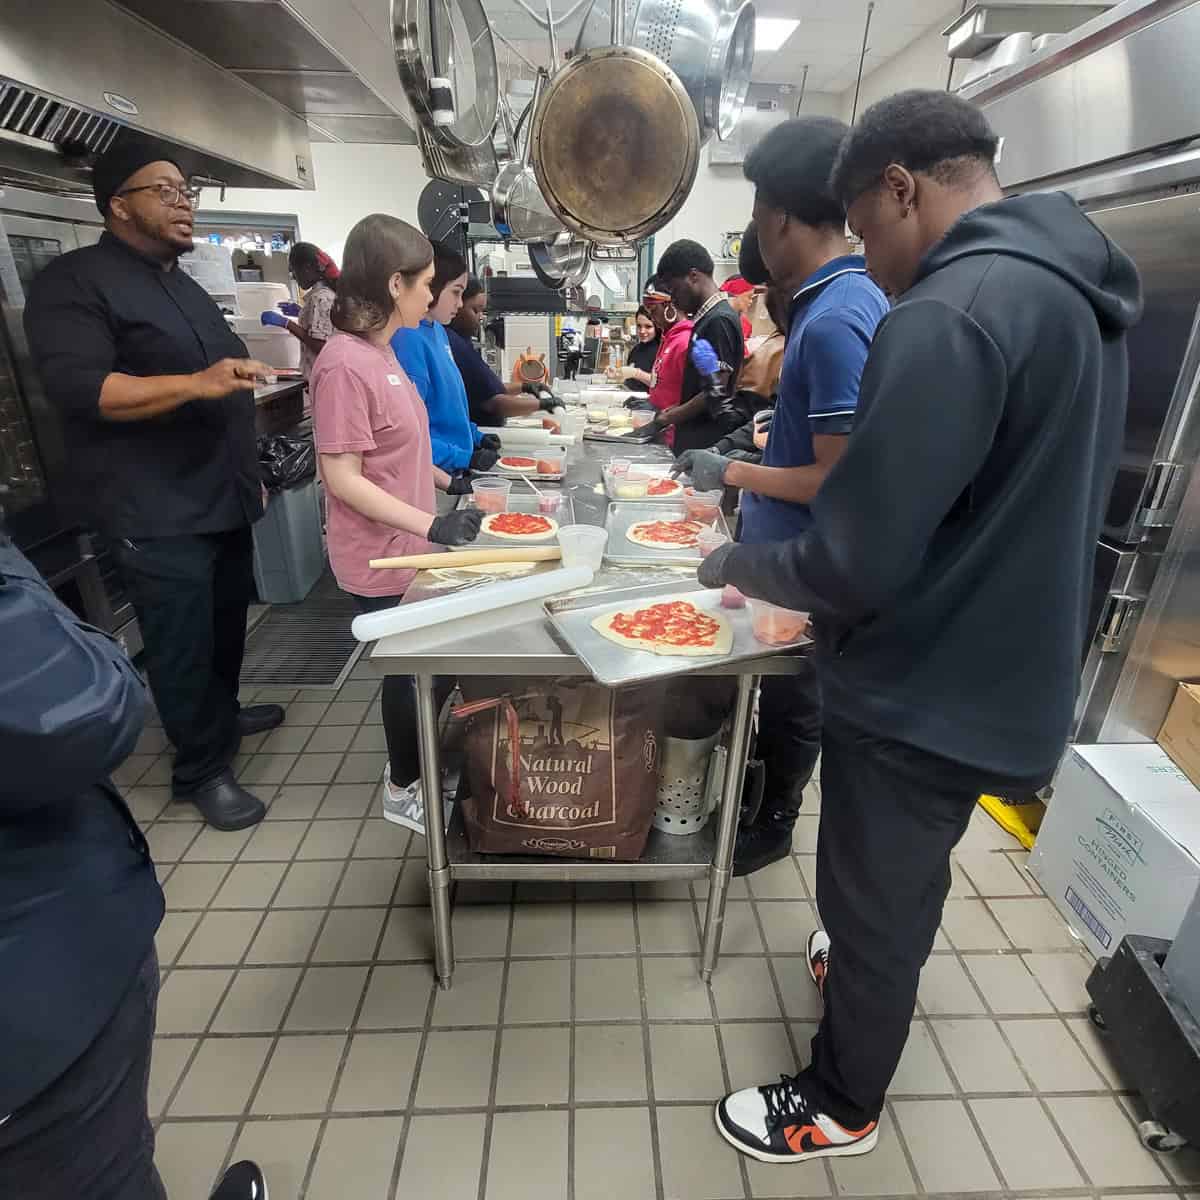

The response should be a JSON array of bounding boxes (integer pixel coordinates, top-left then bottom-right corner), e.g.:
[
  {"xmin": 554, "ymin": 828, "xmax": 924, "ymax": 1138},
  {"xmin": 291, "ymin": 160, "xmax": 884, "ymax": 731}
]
[
  {"xmin": 716, "ymin": 1074, "xmax": 878, "ymax": 1164},
  {"xmin": 807, "ymin": 929, "xmax": 831, "ymax": 1002}
]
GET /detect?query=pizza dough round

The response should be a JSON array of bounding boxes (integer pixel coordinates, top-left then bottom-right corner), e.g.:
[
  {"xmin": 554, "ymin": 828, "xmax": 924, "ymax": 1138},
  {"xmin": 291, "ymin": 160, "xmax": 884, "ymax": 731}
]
[
  {"xmin": 625, "ymin": 518, "xmax": 702, "ymax": 550},
  {"xmin": 432, "ymin": 562, "xmax": 537, "ymax": 582},
  {"xmin": 645, "ymin": 477, "xmax": 684, "ymax": 498},
  {"xmin": 480, "ymin": 513, "xmax": 559, "ymax": 541},
  {"xmin": 591, "ymin": 597, "xmax": 734, "ymax": 658}
]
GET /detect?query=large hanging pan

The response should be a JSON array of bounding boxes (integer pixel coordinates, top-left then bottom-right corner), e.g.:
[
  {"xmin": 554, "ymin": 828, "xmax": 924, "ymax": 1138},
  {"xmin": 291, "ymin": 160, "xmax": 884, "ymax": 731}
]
[
  {"xmin": 576, "ymin": 0, "xmax": 756, "ymax": 143},
  {"xmin": 393, "ymin": 0, "xmax": 501, "ymax": 185},
  {"xmin": 528, "ymin": 236, "xmax": 591, "ymax": 290},
  {"xmin": 530, "ymin": 44, "xmax": 700, "ymax": 245}
]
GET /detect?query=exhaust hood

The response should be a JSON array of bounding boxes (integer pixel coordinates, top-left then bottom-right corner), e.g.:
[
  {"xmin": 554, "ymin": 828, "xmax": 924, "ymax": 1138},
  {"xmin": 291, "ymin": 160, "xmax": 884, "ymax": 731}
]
[{"xmin": 0, "ymin": 0, "xmax": 315, "ymax": 195}]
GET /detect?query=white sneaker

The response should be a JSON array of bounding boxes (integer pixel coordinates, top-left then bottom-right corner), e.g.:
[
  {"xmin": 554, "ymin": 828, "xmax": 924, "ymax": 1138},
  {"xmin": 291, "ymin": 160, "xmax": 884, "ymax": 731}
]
[{"xmin": 380, "ymin": 766, "xmax": 451, "ymax": 836}]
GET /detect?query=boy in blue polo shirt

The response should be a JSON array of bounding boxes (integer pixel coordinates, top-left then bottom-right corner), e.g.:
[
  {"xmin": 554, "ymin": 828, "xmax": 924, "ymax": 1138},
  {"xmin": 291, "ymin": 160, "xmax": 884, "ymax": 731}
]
[{"xmin": 675, "ymin": 117, "xmax": 887, "ymax": 877}]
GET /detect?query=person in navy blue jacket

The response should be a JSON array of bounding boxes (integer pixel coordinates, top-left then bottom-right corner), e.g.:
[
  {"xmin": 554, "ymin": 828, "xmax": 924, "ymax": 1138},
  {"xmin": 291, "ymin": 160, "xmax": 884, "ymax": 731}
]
[
  {"xmin": 391, "ymin": 243, "xmax": 501, "ymax": 473},
  {"xmin": 0, "ymin": 532, "xmax": 263, "ymax": 1199}
]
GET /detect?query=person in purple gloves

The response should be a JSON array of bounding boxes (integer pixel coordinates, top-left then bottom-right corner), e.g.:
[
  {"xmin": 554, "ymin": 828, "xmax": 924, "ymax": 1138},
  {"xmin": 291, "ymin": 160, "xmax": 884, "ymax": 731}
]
[{"xmin": 260, "ymin": 241, "xmax": 339, "ymax": 381}]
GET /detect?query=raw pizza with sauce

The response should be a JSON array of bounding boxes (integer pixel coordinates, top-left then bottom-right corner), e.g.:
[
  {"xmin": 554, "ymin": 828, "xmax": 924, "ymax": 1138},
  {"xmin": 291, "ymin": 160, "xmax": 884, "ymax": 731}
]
[
  {"xmin": 625, "ymin": 517, "xmax": 703, "ymax": 550},
  {"xmin": 591, "ymin": 596, "xmax": 733, "ymax": 658},
  {"xmin": 495, "ymin": 455, "xmax": 539, "ymax": 472},
  {"xmin": 480, "ymin": 512, "xmax": 559, "ymax": 541},
  {"xmin": 645, "ymin": 477, "xmax": 683, "ymax": 497}
]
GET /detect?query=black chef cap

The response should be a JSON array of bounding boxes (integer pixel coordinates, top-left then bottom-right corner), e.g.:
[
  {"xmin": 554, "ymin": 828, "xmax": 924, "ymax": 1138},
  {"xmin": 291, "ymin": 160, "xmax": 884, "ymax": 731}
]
[{"xmin": 93, "ymin": 135, "xmax": 183, "ymax": 215}]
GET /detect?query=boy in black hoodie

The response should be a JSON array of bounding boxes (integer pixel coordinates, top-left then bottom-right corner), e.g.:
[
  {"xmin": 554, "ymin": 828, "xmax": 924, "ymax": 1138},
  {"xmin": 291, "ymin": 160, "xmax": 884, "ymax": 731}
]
[{"xmin": 706, "ymin": 90, "xmax": 1141, "ymax": 1166}]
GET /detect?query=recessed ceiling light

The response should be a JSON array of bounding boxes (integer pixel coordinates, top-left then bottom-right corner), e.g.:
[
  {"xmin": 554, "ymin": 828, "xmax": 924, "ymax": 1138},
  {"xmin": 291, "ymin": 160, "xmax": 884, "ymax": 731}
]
[{"xmin": 755, "ymin": 17, "xmax": 800, "ymax": 52}]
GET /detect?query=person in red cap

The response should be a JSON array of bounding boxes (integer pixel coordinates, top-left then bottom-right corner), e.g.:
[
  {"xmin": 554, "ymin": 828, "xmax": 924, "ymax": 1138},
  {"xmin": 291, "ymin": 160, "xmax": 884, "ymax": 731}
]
[{"xmin": 720, "ymin": 274, "xmax": 757, "ymax": 341}]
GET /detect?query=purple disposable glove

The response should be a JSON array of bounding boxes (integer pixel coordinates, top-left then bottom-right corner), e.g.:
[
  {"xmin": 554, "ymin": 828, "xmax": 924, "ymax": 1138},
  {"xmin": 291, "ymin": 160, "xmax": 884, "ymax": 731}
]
[
  {"xmin": 260, "ymin": 310, "xmax": 289, "ymax": 329},
  {"xmin": 277, "ymin": 301, "xmax": 302, "ymax": 317}
]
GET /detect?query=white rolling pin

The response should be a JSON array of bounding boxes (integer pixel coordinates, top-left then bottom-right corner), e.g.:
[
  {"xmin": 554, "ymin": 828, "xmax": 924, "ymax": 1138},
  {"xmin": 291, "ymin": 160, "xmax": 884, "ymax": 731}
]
[
  {"xmin": 351, "ymin": 565, "xmax": 594, "ymax": 643},
  {"xmin": 478, "ymin": 425, "xmax": 549, "ymax": 445}
]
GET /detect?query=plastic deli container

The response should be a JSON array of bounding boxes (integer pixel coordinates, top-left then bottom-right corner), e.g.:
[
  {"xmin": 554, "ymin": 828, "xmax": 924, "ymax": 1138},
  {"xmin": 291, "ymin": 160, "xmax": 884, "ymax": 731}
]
[
  {"xmin": 631, "ymin": 409, "xmax": 655, "ymax": 428},
  {"xmin": 611, "ymin": 470, "xmax": 649, "ymax": 499},
  {"xmin": 535, "ymin": 452, "xmax": 566, "ymax": 477},
  {"xmin": 538, "ymin": 491, "xmax": 565, "ymax": 517},
  {"xmin": 684, "ymin": 488, "xmax": 723, "ymax": 523},
  {"xmin": 557, "ymin": 525, "xmax": 608, "ymax": 570},
  {"xmin": 471, "ymin": 477, "xmax": 511, "ymax": 514},
  {"xmin": 747, "ymin": 600, "xmax": 810, "ymax": 645},
  {"xmin": 696, "ymin": 528, "xmax": 728, "ymax": 558}
]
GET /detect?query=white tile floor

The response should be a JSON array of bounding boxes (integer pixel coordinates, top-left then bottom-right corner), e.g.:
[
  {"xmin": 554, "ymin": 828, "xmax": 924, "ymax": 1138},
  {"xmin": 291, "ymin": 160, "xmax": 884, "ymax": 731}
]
[{"xmin": 121, "ymin": 663, "xmax": 1200, "ymax": 1200}]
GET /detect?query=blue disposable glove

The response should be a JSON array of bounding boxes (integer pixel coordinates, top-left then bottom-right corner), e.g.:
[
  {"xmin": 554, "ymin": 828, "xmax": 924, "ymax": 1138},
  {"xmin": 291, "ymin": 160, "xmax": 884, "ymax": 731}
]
[
  {"xmin": 691, "ymin": 337, "xmax": 720, "ymax": 375},
  {"xmin": 260, "ymin": 310, "xmax": 289, "ymax": 329},
  {"xmin": 277, "ymin": 301, "xmax": 302, "ymax": 317},
  {"xmin": 672, "ymin": 448, "xmax": 729, "ymax": 492}
]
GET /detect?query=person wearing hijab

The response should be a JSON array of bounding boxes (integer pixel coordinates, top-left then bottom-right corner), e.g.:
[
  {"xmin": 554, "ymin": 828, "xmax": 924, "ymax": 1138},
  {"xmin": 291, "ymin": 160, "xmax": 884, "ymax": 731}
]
[
  {"xmin": 260, "ymin": 241, "xmax": 339, "ymax": 380},
  {"xmin": 612, "ymin": 305, "xmax": 660, "ymax": 391},
  {"xmin": 24, "ymin": 135, "xmax": 281, "ymax": 834}
]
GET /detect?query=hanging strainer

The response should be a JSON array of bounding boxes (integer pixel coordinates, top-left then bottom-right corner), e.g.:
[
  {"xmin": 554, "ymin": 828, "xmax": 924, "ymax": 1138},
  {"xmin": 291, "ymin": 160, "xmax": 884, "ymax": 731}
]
[{"xmin": 576, "ymin": 0, "xmax": 756, "ymax": 143}]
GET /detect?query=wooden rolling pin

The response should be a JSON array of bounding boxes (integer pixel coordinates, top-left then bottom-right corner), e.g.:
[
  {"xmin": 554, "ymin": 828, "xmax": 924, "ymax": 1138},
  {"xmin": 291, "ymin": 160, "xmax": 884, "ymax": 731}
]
[{"xmin": 369, "ymin": 547, "xmax": 562, "ymax": 569}]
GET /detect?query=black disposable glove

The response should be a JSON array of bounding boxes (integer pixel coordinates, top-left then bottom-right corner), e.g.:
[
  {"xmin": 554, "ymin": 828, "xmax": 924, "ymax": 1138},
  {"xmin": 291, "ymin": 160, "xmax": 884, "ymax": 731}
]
[
  {"xmin": 538, "ymin": 393, "xmax": 560, "ymax": 413},
  {"xmin": 428, "ymin": 508, "xmax": 484, "ymax": 546},
  {"xmin": 697, "ymin": 540, "xmax": 734, "ymax": 589},
  {"xmin": 522, "ymin": 382, "xmax": 542, "ymax": 397},
  {"xmin": 470, "ymin": 445, "xmax": 500, "ymax": 471},
  {"xmin": 672, "ymin": 449, "xmax": 729, "ymax": 492},
  {"xmin": 480, "ymin": 433, "xmax": 503, "ymax": 452},
  {"xmin": 446, "ymin": 472, "xmax": 475, "ymax": 496},
  {"xmin": 755, "ymin": 411, "xmax": 774, "ymax": 434}
]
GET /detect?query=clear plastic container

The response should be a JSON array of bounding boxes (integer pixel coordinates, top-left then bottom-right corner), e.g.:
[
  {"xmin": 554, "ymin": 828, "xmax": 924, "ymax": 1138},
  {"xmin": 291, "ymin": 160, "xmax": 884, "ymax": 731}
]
[
  {"xmin": 631, "ymin": 409, "xmax": 655, "ymax": 428},
  {"xmin": 471, "ymin": 477, "xmax": 511, "ymax": 514},
  {"xmin": 557, "ymin": 524, "xmax": 608, "ymax": 570},
  {"xmin": 747, "ymin": 599, "xmax": 810, "ymax": 645},
  {"xmin": 611, "ymin": 470, "xmax": 649, "ymax": 499},
  {"xmin": 684, "ymin": 488, "xmax": 723, "ymax": 523},
  {"xmin": 535, "ymin": 452, "xmax": 566, "ymax": 477},
  {"xmin": 697, "ymin": 528, "xmax": 728, "ymax": 557},
  {"xmin": 608, "ymin": 458, "xmax": 631, "ymax": 476},
  {"xmin": 537, "ymin": 491, "xmax": 565, "ymax": 517}
]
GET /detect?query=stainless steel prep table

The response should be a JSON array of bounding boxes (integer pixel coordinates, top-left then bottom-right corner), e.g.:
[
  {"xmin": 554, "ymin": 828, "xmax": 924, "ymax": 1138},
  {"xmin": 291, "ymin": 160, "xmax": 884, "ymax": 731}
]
[{"xmin": 369, "ymin": 436, "xmax": 808, "ymax": 989}]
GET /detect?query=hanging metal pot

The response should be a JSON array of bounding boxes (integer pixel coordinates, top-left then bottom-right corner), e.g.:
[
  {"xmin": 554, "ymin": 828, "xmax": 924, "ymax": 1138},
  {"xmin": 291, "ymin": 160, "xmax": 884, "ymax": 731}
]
[
  {"xmin": 528, "ymin": 237, "xmax": 591, "ymax": 290},
  {"xmin": 576, "ymin": 0, "xmax": 756, "ymax": 143},
  {"xmin": 530, "ymin": 44, "xmax": 700, "ymax": 245}
]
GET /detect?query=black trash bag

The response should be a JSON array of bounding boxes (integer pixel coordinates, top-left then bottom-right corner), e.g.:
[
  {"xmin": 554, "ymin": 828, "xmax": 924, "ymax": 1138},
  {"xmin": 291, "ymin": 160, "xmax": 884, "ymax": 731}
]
[{"xmin": 258, "ymin": 434, "xmax": 315, "ymax": 491}]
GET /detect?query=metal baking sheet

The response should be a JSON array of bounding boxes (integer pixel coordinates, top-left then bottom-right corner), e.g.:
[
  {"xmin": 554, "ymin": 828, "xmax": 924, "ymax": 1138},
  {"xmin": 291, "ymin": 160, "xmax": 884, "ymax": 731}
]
[
  {"xmin": 480, "ymin": 459, "xmax": 568, "ymax": 483},
  {"xmin": 583, "ymin": 425, "xmax": 658, "ymax": 444},
  {"xmin": 545, "ymin": 584, "xmax": 810, "ymax": 688},
  {"xmin": 603, "ymin": 501, "xmax": 731, "ymax": 566},
  {"xmin": 457, "ymin": 490, "xmax": 575, "ymax": 548},
  {"xmin": 603, "ymin": 463, "xmax": 690, "ymax": 503}
]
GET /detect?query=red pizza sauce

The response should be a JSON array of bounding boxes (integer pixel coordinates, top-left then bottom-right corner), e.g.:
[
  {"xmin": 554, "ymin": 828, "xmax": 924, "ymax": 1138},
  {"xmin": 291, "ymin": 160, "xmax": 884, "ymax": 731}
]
[
  {"xmin": 499, "ymin": 455, "xmax": 537, "ymax": 469},
  {"xmin": 632, "ymin": 519, "xmax": 702, "ymax": 547},
  {"xmin": 647, "ymin": 477, "xmax": 680, "ymax": 496},
  {"xmin": 487, "ymin": 512, "xmax": 554, "ymax": 536},
  {"xmin": 611, "ymin": 600, "xmax": 722, "ymax": 648}
]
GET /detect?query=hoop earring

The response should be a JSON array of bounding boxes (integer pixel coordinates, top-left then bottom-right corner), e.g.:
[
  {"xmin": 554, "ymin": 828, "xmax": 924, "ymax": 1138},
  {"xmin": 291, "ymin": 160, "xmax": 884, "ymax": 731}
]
[{"xmin": 664, "ymin": 304, "xmax": 678, "ymax": 323}]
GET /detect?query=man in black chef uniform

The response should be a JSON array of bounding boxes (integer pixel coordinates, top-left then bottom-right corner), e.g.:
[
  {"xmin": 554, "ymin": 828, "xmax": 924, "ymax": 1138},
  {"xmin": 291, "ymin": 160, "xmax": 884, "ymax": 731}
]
[{"xmin": 25, "ymin": 138, "xmax": 283, "ymax": 831}]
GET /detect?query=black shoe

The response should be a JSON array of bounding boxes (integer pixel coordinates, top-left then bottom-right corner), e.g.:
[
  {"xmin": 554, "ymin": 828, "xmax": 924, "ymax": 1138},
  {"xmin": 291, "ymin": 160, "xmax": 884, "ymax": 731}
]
[
  {"xmin": 177, "ymin": 770, "xmax": 266, "ymax": 831},
  {"xmin": 732, "ymin": 822, "xmax": 794, "ymax": 877},
  {"xmin": 210, "ymin": 1160, "xmax": 268, "ymax": 1200},
  {"xmin": 237, "ymin": 704, "xmax": 285, "ymax": 736}
]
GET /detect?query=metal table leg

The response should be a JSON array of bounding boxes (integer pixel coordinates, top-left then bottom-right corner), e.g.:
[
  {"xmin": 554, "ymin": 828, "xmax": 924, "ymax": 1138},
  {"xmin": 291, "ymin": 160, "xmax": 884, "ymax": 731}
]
[
  {"xmin": 700, "ymin": 672, "xmax": 758, "ymax": 982},
  {"xmin": 414, "ymin": 671, "xmax": 454, "ymax": 989}
]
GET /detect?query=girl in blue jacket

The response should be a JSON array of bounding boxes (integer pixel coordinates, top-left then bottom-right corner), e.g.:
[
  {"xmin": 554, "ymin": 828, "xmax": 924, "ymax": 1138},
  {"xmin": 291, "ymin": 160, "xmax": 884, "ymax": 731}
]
[{"xmin": 392, "ymin": 242, "xmax": 500, "ymax": 472}]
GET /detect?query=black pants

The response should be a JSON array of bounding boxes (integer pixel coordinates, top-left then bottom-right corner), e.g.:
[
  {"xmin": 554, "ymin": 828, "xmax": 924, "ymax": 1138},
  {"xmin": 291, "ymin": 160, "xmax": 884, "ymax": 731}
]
[
  {"xmin": 112, "ymin": 528, "xmax": 254, "ymax": 793},
  {"xmin": 801, "ymin": 717, "xmax": 1038, "ymax": 1128},
  {"xmin": 756, "ymin": 664, "xmax": 822, "ymax": 819},
  {"xmin": 353, "ymin": 594, "xmax": 453, "ymax": 786},
  {"xmin": 0, "ymin": 952, "xmax": 164, "ymax": 1200}
]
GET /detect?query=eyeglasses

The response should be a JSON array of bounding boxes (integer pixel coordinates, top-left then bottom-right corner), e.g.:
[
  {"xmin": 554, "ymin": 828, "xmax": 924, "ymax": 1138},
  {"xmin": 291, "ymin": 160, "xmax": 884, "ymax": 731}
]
[{"xmin": 116, "ymin": 183, "xmax": 202, "ymax": 208}]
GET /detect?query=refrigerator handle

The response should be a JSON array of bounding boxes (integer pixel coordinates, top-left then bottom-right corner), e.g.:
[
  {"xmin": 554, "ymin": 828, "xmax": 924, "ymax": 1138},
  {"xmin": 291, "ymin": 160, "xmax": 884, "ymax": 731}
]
[
  {"xmin": 1137, "ymin": 459, "xmax": 1186, "ymax": 528},
  {"xmin": 1096, "ymin": 593, "xmax": 1144, "ymax": 653}
]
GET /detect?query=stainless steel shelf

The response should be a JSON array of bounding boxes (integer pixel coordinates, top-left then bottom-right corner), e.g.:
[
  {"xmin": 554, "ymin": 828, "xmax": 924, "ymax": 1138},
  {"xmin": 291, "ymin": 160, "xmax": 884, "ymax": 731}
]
[{"xmin": 444, "ymin": 804, "xmax": 714, "ymax": 882}]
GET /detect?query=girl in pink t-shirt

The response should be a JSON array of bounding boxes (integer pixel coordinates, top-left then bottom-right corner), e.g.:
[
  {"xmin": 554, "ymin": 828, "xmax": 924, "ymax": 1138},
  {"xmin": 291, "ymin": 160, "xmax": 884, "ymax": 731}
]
[{"xmin": 311, "ymin": 213, "xmax": 481, "ymax": 834}]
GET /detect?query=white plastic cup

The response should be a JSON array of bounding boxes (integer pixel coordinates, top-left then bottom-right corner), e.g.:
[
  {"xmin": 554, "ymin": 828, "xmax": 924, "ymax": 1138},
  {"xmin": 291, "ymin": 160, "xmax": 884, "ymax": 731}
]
[
  {"xmin": 557, "ymin": 524, "xmax": 608, "ymax": 570},
  {"xmin": 471, "ymin": 477, "xmax": 511, "ymax": 514},
  {"xmin": 697, "ymin": 528, "xmax": 728, "ymax": 558}
]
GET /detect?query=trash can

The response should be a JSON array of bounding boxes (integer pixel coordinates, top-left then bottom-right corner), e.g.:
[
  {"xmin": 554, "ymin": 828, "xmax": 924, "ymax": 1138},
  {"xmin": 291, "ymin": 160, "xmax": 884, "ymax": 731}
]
[{"xmin": 252, "ymin": 476, "xmax": 325, "ymax": 604}]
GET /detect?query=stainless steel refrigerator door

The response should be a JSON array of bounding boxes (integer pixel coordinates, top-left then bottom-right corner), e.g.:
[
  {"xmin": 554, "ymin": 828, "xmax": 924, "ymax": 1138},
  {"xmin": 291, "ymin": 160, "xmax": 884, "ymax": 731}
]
[{"xmin": 1085, "ymin": 192, "xmax": 1200, "ymax": 544}]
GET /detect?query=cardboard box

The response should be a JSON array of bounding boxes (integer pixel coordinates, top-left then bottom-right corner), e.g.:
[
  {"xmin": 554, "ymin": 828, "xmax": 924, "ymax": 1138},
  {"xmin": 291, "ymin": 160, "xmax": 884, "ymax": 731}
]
[
  {"xmin": 1158, "ymin": 682, "xmax": 1200, "ymax": 791},
  {"xmin": 1030, "ymin": 743, "xmax": 1200, "ymax": 957}
]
